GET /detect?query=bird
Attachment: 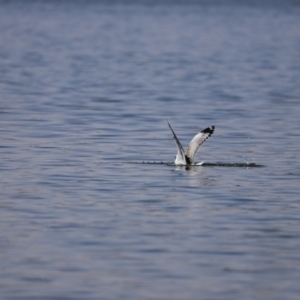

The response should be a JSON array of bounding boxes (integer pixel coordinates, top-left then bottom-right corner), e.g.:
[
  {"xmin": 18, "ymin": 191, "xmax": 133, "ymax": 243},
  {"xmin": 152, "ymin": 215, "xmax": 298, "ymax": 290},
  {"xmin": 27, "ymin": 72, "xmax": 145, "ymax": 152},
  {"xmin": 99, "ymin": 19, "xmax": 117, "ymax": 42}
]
[{"xmin": 167, "ymin": 121, "xmax": 215, "ymax": 166}]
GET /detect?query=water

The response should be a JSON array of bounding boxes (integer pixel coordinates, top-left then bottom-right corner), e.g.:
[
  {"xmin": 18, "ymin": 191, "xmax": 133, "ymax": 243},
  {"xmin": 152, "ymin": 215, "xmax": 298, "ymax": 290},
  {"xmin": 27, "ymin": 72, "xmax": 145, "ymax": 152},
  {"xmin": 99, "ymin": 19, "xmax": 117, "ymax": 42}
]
[{"xmin": 1, "ymin": 1, "xmax": 300, "ymax": 299}]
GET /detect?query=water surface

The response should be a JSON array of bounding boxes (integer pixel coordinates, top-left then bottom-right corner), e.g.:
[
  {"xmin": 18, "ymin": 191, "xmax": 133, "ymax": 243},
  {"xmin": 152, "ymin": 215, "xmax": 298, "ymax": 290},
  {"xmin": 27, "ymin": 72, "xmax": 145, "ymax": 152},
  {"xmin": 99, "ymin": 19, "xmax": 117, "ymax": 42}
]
[{"xmin": 0, "ymin": 1, "xmax": 300, "ymax": 299}]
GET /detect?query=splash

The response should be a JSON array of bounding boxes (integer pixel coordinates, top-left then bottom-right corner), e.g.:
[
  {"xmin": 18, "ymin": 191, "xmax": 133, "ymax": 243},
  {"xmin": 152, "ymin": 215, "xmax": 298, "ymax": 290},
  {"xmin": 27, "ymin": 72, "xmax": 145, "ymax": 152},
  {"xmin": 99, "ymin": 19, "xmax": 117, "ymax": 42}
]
[{"xmin": 127, "ymin": 161, "xmax": 264, "ymax": 168}]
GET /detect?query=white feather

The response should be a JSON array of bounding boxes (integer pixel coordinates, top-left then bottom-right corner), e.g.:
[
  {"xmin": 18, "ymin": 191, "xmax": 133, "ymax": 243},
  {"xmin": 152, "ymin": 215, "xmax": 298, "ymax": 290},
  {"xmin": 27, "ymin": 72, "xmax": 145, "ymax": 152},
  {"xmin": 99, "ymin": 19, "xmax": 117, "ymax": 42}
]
[{"xmin": 168, "ymin": 122, "xmax": 215, "ymax": 166}]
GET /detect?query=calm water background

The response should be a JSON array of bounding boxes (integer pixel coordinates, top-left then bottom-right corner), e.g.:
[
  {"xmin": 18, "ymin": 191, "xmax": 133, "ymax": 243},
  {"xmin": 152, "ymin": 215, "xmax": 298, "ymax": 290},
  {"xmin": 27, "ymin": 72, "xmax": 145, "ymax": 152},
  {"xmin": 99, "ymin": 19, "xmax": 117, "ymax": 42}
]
[{"xmin": 1, "ymin": 1, "xmax": 300, "ymax": 299}]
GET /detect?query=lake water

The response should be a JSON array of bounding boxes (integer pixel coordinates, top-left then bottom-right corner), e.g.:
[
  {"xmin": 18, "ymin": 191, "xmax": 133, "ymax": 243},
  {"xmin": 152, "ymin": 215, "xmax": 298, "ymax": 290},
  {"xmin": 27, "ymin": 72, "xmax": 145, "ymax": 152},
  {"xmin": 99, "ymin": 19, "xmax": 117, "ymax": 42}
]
[{"xmin": 0, "ymin": 1, "xmax": 300, "ymax": 299}]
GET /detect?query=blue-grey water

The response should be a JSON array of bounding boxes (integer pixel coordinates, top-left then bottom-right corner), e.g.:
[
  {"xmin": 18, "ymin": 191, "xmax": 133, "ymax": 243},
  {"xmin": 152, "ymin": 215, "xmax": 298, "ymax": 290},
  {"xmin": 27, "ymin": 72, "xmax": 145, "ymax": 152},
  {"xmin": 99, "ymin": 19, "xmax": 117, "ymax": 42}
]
[{"xmin": 1, "ymin": 1, "xmax": 300, "ymax": 299}]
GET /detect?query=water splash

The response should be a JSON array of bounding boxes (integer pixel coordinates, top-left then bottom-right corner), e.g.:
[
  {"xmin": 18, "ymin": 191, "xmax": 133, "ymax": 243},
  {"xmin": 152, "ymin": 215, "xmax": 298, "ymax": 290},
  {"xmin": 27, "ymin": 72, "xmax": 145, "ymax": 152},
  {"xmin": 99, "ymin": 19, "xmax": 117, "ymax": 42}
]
[{"xmin": 127, "ymin": 161, "xmax": 264, "ymax": 168}]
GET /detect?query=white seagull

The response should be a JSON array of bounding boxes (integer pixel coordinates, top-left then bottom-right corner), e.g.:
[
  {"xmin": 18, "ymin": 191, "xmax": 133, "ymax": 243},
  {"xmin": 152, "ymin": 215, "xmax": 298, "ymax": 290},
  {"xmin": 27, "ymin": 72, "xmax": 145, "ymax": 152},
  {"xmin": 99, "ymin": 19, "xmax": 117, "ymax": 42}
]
[{"xmin": 168, "ymin": 121, "xmax": 215, "ymax": 166}]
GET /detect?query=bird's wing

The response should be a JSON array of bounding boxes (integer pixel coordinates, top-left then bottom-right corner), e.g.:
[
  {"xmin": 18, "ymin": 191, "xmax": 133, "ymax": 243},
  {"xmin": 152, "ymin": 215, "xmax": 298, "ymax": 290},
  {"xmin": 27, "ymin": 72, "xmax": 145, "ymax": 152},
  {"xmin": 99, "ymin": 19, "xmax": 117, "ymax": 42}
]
[
  {"xmin": 186, "ymin": 126, "xmax": 215, "ymax": 164},
  {"xmin": 167, "ymin": 121, "xmax": 186, "ymax": 164}
]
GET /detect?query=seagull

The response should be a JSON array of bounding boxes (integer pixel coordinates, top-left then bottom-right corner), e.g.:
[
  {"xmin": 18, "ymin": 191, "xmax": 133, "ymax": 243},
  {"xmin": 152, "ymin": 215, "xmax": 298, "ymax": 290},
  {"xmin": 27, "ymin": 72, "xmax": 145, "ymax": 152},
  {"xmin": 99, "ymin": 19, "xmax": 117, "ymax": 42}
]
[{"xmin": 167, "ymin": 121, "xmax": 215, "ymax": 166}]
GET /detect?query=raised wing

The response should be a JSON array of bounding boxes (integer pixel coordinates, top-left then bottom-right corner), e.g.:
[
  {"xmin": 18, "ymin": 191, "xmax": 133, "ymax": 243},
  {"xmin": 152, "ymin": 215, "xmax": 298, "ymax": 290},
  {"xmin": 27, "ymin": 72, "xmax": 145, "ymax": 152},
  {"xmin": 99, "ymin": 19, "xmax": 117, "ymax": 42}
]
[
  {"xmin": 186, "ymin": 126, "xmax": 215, "ymax": 164},
  {"xmin": 167, "ymin": 121, "xmax": 186, "ymax": 165}
]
